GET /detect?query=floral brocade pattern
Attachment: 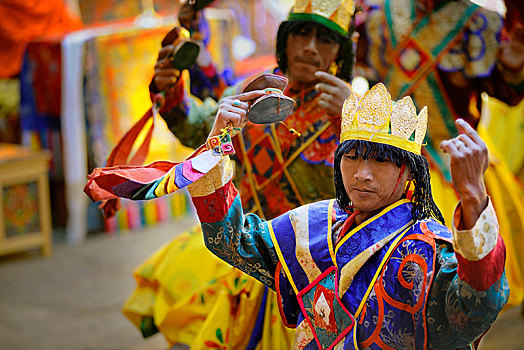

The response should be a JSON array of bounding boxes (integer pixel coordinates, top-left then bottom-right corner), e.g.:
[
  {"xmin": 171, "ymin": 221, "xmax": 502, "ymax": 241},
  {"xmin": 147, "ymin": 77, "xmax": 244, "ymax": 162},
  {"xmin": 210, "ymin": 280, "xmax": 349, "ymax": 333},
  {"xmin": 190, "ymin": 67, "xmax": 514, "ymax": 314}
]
[
  {"xmin": 426, "ymin": 245, "xmax": 509, "ymax": 349},
  {"xmin": 202, "ymin": 195, "xmax": 279, "ymax": 289},
  {"xmin": 355, "ymin": 231, "xmax": 434, "ymax": 350}
]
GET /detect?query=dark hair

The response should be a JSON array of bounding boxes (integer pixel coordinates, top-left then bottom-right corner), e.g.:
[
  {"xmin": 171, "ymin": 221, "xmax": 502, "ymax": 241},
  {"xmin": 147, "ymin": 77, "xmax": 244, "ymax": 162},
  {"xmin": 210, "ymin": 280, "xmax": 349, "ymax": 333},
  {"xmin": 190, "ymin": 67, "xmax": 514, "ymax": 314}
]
[
  {"xmin": 333, "ymin": 140, "xmax": 445, "ymax": 224},
  {"xmin": 275, "ymin": 19, "xmax": 355, "ymax": 82}
]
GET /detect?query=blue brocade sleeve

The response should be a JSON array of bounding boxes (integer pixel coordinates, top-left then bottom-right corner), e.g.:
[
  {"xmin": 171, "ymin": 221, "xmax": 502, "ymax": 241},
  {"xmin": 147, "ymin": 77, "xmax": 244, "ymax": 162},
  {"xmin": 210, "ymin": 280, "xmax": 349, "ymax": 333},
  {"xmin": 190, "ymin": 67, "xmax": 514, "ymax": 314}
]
[{"xmin": 426, "ymin": 243, "xmax": 509, "ymax": 348}]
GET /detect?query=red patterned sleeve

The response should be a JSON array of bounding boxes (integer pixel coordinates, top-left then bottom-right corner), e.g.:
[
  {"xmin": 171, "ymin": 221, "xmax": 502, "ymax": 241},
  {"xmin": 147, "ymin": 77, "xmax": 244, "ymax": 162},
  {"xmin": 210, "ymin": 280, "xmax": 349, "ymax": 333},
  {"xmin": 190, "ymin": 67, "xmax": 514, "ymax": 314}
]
[{"xmin": 451, "ymin": 198, "xmax": 506, "ymax": 291}]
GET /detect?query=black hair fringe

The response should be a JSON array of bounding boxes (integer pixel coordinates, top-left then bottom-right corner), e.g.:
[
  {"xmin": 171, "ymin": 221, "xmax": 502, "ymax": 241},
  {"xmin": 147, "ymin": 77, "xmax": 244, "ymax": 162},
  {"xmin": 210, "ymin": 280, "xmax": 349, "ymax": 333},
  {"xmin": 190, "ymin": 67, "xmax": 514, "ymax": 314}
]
[
  {"xmin": 333, "ymin": 140, "xmax": 445, "ymax": 224},
  {"xmin": 275, "ymin": 19, "xmax": 355, "ymax": 83}
]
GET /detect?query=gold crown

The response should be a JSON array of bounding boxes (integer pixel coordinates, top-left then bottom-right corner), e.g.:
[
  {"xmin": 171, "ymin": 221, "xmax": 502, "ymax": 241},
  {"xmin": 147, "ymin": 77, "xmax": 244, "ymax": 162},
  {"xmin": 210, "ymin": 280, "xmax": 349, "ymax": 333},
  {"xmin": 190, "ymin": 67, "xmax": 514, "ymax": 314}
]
[
  {"xmin": 289, "ymin": 0, "xmax": 355, "ymax": 37},
  {"xmin": 340, "ymin": 83, "xmax": 427, "ymax": 155}
]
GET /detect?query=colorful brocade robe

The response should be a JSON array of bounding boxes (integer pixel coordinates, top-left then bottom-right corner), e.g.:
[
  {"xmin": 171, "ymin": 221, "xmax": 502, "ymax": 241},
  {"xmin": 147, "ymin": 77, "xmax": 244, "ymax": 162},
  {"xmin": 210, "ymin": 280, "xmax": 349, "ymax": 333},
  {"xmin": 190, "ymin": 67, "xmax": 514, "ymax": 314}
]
[
  {"xmin": 186, "ymin": 156, "xmax": 509, "ymax": 350},
  {"xmin": 157, "ymin": 67, "xmax": 339, "ymax": 219}
]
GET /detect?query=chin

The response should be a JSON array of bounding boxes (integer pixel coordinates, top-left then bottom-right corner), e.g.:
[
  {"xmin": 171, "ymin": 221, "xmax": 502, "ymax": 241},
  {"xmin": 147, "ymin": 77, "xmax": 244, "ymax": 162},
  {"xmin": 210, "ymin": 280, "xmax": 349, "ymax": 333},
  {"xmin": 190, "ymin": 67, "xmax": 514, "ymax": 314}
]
[
  {"xmin": 289, "ymin": 70, "xmax": 317, "ymax": 84},
  {"xmin": 294, "ymin": 76, "xmax": 317, "ymax": 84},
  {"xmin": 349, "ymin": 199, "xmax": 382, "ymax": 214}
]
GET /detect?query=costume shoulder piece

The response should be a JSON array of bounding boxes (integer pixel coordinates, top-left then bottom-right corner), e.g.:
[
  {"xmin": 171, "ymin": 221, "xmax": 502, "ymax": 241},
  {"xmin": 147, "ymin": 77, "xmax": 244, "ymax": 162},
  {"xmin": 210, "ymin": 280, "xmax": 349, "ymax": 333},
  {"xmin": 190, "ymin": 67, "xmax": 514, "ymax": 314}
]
[
  {"xmin": 438, "ymin": 5, "xmax": 503, "ymax": 78},
  {"xmin": 416, "ymin": 218, "xmax": 453, "ymax": 243}
]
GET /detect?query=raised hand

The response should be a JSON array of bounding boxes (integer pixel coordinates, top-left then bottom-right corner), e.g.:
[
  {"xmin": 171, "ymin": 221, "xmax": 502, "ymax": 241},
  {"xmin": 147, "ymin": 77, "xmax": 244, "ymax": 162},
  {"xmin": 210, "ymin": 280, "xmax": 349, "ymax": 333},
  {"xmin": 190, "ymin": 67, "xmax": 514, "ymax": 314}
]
[
  {"xmin": 178, "ymin": 3, "xmax": 198, "ymax": 31},
  {"xmin": 208, "ymin": 91, "xmax": 266, "ymax": 138},
  {"xmin": 315, "ymin": 71, "xmax": 352, "ymax": 116},
  {"xmin": 440, "ymin": 118, "xmax": 489, "ymax": 229},
  {"xmin": 153, "ymin": 45, "xmax": 181, "ymax": 92}
]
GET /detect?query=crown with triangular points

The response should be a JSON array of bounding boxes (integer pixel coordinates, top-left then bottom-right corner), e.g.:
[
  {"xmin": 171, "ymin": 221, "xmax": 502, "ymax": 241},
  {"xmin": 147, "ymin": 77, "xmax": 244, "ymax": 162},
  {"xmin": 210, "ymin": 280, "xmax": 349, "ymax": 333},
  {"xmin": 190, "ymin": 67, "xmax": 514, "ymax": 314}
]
[
  {"xmin": 288, "ymin": 0, "xmax": 355, "ymax": 37},
  {"xmin": 340, "ymin": 83, "xmax": 428, "ymax": 155}
]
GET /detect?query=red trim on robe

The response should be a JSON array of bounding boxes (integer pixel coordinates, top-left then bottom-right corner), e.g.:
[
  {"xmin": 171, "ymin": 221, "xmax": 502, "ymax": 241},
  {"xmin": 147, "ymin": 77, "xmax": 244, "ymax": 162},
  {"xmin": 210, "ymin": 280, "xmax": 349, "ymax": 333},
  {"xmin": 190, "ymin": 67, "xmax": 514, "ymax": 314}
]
[
  {"xmin": 191, "ymin": 180, "xmax": 238, "ymax": 223},
  {"xmin": 456, "ymin": 235, "xmax": 506, "ymax": 291}
]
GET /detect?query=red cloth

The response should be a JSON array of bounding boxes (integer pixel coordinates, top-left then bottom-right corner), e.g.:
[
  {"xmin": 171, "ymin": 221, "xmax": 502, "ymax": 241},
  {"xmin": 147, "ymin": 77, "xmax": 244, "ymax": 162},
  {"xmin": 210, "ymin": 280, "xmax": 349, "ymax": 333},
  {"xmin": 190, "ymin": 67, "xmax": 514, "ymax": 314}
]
[
  {"xmin": 0, "ymin": 0, "xmax": 81, "ymax": 78},
  {"xmin": 456, "ymin": 236, "xmax": 506, "ymax": 291},
  {"xmin": 191, "ymin": 180, "xmax": 239, "ymax": 223}
]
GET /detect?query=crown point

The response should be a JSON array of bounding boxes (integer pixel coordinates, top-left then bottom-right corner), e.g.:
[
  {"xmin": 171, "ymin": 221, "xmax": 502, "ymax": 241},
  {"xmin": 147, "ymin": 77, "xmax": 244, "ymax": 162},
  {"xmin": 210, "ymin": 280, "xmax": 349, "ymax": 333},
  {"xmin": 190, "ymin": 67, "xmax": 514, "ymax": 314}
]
[
  {"xmin": 341, "ymin": 90, "xmax": 358, "ymax": 131},
  {"xmin": 391, "ymin": 96, "xmax": 417, "ymax": 139},
  {"xmin": 415, "ymin": 106, "xmax": 428, "ymax": 145},
  {"xmin": 356, "ymin": 83, "xmax": 392, "ymax": 133}
]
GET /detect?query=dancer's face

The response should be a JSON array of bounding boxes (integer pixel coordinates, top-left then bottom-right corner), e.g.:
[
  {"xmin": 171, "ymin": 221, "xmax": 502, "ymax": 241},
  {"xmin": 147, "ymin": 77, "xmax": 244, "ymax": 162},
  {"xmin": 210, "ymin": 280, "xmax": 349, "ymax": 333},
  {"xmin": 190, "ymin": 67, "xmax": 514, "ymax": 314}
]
[
  {"xmin": 285, "ymin": 23, "xmax": 340, "ymax": 84},
  {"xmin": 340, "ymin": 147, "xmax": 411, "ymax": 219}
]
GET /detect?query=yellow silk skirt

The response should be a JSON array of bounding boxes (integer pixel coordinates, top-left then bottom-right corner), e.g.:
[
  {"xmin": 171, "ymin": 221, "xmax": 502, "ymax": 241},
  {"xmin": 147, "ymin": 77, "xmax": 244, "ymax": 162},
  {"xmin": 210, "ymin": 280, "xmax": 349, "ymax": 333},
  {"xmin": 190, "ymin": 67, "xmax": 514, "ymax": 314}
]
[{"xmin": 122, "ymin": 225, "xmax": 295, "ymax": 348}]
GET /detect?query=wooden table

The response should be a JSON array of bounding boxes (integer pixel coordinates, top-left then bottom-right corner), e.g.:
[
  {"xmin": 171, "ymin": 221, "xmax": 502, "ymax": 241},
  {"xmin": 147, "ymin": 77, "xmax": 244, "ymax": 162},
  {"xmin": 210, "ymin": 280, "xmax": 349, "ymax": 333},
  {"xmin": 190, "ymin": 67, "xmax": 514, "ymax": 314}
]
[{"xmin": 0, "ymin": 144, "xmax": 52, "ymax": 256}]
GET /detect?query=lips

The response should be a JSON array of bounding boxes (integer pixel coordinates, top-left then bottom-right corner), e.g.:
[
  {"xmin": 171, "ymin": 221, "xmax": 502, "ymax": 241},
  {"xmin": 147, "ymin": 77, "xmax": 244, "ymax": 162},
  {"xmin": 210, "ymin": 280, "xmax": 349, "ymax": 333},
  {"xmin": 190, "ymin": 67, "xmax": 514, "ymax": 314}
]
[
  {"xmin": 295, "ymin": 58, "xmax": 319, "ymax": 67},
  {"xmin": 351, "ymin": 187, "xmax": 375, "ymax": 195}
]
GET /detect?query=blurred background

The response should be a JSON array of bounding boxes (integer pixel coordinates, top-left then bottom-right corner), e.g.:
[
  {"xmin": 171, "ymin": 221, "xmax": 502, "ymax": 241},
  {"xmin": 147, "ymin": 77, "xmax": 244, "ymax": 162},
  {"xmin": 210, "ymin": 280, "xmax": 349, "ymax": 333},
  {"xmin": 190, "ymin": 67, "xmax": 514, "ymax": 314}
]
[{"xmin": 0, "ymin": 0, "xmax": 522, "ymax": 349}]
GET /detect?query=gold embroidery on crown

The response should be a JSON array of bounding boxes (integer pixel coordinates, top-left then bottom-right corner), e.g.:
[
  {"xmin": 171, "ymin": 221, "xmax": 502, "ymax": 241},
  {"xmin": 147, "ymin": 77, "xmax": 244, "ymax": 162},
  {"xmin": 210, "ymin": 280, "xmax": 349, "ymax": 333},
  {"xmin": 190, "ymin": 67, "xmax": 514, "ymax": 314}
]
[
  {"xmin": 292, "ymin": 0, "xmax": 355, "ymax": 32},
  {"xmin": 415, "ymin": 106, "xmax": 427, "ymax": 146},
  {"xmin": 341, "ymin": 90, "xmax": 358, "ymax": 132},
  {"xmin": 356, "ymin": 83, "xmax": 392, "ymax": 133},
  {"xmin": 340, "ymin": 83, "xmax": 428, "ymax": 154},
  {"xmin": 391, "ymin": 96, "xmax": 417, "ymax": 139}
]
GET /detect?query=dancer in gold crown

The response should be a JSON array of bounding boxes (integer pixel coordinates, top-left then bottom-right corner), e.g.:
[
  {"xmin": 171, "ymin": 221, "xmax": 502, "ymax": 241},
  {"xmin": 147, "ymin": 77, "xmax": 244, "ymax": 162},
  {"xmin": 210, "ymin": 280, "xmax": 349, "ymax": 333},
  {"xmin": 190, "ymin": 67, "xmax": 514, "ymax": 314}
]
[
  {"xmin": 186, "ymin": 82, "xmax": 509, "ymax": 349},
  {"xmin": 88, "ymin": 82, "xmax": 510, "ymax": 348},
  {"xmin": 92, "ymin": 82, "xmax": 507, "ymax": 348}
]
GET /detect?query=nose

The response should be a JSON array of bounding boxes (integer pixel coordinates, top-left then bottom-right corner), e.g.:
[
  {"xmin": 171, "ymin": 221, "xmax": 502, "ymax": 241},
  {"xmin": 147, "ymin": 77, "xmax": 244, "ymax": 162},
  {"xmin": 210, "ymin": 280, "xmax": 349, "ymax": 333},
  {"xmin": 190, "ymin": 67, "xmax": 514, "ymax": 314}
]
[
  {"xmin": 303, "ymin": 34, "xmax": 319, "ymax": 53},
  {"xmin": 354, "ymin": 159, "xmax": 374, "ymax": 182}
]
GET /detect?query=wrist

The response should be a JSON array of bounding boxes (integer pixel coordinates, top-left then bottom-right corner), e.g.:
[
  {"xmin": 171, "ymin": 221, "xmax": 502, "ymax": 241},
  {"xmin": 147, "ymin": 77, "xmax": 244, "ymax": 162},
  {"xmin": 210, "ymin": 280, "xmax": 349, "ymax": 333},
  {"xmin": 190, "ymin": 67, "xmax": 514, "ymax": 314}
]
[
  {"xmin": 457, "ymin": 181, "xmax": 486, "ymax": 203},
  {"xmin": 458, "ymin": 193, "xmax": 489, "ymax": 231}
]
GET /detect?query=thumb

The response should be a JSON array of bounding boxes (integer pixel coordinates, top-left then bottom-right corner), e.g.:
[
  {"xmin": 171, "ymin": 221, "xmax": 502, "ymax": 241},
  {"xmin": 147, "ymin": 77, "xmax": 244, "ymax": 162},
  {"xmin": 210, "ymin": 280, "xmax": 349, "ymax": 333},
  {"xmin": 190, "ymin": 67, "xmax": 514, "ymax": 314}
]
[{"xmin": 236, "ymin": 90, "xmax": 266, "ymax": 102}]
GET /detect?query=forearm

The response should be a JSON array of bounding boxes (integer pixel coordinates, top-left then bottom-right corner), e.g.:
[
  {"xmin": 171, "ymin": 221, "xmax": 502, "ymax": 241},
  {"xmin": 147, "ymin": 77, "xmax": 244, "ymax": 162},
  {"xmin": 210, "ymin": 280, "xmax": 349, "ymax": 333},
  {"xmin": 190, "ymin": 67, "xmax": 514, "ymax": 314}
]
[
  {"xmin": 150, "ymin": 76, "xmax": 218, "ymax": 148},
  {"xmin": 188, "ymin": 156, "xmax": 279, "ymax": 289},
  {"xmin": 427, "ymin": 199, "xmax": 509, "ymax": 347}
]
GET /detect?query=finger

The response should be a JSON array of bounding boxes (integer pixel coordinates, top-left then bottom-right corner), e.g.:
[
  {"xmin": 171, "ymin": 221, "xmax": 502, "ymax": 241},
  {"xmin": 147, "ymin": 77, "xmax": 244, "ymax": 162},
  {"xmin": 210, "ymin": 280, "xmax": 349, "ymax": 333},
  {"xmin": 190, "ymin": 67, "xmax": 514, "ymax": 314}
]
[
  {"xmin": 455, "ymin": 140, "xmax": 468, "ymax": 153},
  {"xmin": 224, "ymin": 105, "xmax": 247, "ymax": 117},
  {"xmin": 315, "ymin": 82, "xmax": 338, "ymax": 95},
  {"xmin": 440, "ymin": 140, "xmax": 460, "ymax": 155},
  {"xmin": 228, "ymin": 99, "xmax": 249, "ymax": 110},
  {"xmin": 155, "ymin": 57, "xmax": 179, "ymax": 70},
  {"xmin": 155, "ymin": 68, "xmax": 180, "ymax": 78},
  {"xmin": 234, "ymin": 90, "xmax": 266, "ymax": 102},
  {"xmin": 455, "ymin": 119, "xmax": 483, "ymax": 145},
  {"xmin": 457, "ymin": 133, "xmax": 477, "ymax": 149},
  {"xmin": 318, "ymin": 100, "xmax": 329, "ymax": 110},
  {"xmin": 220, "ymin": 111, "xmax": 244, "ymax": 128},
  {"xmin": 158, "ymin": 45, "xmax": 174, "ymax": 60},
  {"xmin": 318, "ymin": 92, "xmax": 333, "ymax": 105},
  {"xmin": 155, "ymin": 76, "xmax": 178, "ymax": 88},
  {"xmin": 314, "ymin": 71, "xmax": 342, "ymax": 86},
  {"xmin": 154, "ymin": 74, "xmax": 179, "ymax": 87},
  {"xmin": 155, "ymin": 57, "xmax": 171, "ymax": 68}
]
